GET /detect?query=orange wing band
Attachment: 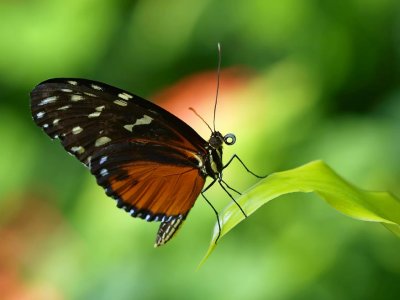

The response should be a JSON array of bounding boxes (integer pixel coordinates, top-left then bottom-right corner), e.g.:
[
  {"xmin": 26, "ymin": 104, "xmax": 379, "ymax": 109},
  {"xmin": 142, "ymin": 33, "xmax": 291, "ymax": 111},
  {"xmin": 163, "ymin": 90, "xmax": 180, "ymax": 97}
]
[{"xmin": 108, "ymin": 162, "xmax": 205, "ymax": 218}]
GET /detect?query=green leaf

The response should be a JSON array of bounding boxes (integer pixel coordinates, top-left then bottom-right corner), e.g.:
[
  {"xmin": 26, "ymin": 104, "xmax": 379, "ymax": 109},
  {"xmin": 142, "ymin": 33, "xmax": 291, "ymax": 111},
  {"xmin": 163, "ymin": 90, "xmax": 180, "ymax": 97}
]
[{"xmin": 199, "ymin": 160, "xmax": 400, "ymax": 266}]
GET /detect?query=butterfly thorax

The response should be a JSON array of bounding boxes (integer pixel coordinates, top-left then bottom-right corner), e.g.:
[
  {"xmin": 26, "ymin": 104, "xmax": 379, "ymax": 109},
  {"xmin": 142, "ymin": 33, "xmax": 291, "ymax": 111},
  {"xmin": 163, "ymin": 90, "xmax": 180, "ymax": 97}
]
[{"xmin": 203, "ymin": 131, "xmax": 225, "ymax": 179}]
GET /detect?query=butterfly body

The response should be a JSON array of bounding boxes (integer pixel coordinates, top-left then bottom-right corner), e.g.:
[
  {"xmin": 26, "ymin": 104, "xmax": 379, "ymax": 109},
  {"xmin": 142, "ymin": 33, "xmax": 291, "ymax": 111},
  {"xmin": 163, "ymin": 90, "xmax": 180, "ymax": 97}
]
[{"xmin": 30, "ymin": 78, "xmax": 233, "ymax": 246}]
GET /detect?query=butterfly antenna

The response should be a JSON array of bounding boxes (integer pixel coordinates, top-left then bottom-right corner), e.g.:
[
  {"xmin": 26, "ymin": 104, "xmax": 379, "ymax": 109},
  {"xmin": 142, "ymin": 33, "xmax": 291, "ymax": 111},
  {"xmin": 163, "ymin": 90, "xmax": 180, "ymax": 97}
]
[
  {"xmin": 189, "ymin": 107, "xmax": 213, "ymax": 133},
  {"xmin": 213, "ymin": 42, "xmax": 222, "ymax": 132}
]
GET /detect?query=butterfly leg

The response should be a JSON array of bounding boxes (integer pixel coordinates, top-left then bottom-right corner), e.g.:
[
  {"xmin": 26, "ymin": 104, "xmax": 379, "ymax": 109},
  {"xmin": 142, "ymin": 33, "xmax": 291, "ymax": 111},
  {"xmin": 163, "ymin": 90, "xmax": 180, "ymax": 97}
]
[
  {"xmin": 218, "ymin": 180, "xmax": 247, "ymax": 218},
  {"xmin": 220, "ymin": 179, "xmax": 241, "ymax": 195},
  {"xmin": 202, "ymin": 177, "xmax": 217, "ymax": 193},
  {"xmin": 201, "ymin": 178, "xmax": 244, "ymax": 244},
  {"xmin": 223, "ymin": 154, "xmax": 267, "ymax": 178},
  {"xmin": 201, "ymin": 177, "xmax": 249, "ymax": 245},
  {"xmin": 200, "ymin": 189, "xmax": 222, "ymax": 244}
]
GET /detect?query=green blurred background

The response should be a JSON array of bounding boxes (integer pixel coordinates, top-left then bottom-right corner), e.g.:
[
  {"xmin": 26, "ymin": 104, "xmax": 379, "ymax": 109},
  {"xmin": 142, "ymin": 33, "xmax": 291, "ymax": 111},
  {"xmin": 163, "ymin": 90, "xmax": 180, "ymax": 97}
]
[{"xmin": 1, "ymin": 0, "xmax": 399, "ymax": 299}]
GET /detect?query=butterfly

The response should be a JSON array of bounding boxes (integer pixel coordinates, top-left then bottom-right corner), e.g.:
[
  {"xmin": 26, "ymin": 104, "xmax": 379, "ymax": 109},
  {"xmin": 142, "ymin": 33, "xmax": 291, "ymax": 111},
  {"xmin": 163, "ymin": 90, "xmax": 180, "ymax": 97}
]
[{"xmin": 30, "ymin": 65, "xmax": 265, "ymax": 247}]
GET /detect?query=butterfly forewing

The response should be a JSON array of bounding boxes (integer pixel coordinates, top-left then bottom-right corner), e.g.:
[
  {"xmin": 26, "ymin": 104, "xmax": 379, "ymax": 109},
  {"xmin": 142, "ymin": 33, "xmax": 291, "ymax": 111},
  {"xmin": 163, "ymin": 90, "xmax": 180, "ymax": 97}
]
[{"xmin": 30, "ymin": 78, "xmax": 209, "ymax": 246}]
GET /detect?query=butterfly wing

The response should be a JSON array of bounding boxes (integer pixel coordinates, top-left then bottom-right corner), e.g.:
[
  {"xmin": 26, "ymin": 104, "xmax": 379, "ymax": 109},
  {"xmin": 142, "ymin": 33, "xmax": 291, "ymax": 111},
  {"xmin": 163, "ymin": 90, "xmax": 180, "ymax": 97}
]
[
  {"xmin": 90, "ymin": 142, "xmax": 206, "ymax": 219},
  {"xmin": 30, "ymin": 78, "xmax": 208, "ymax": 245}
]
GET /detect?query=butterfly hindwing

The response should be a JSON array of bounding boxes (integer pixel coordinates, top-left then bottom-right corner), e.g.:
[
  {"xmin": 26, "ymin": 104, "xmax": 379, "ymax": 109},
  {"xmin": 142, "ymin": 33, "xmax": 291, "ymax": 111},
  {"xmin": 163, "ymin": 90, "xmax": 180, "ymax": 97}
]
[{"xmin": 90, "ymin": 141, "xmax": 205, "ymax": 219}]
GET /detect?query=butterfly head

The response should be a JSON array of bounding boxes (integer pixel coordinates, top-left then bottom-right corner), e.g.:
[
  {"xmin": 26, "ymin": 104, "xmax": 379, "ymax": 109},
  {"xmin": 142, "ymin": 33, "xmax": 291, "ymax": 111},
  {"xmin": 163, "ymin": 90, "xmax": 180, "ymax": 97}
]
[{"xmin": 209, "ymin": 131, "xmax": 236, "ymax": 149}]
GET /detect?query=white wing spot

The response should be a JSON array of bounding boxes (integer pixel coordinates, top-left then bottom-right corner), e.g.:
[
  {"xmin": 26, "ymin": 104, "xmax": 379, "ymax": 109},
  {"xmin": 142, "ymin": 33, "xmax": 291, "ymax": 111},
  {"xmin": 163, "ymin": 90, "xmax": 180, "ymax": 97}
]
[
  {"xmin": 71, "ymin": 146, "xmax": 85, "ymax": 154},
  {"xmin": 99, "ymin": 156, "xmax": 108, "ymax": 164},
  {"xmin": 43, "ymin": 123, "xmax": 49, "ymax": 128},
  {"xmin": 71, "ymin": 94, "xmax": 84, "ymax": 102},
  {"xmin": 88, "ymin": 111, "xmax": 101, "ymax": 118},
  {"xmin": 72, "ymin": 126, "xmax": 83, "ymax": 134},
  {"xmin": 57, "ymin": 105, "xmax": 70, "ymax": 110},
  {"xmin": 100, "ymin": 169, "xmax": 109, "ymax": 176},
  {"xmin": 118, "ymin": 93, "xmax": 133, "ymax": 100},
  {"xmin": 95, "ymin": 136, "xmax": 111, "ymax": 147},
  {"xmin": 84, "ymin": 92, "xmax": 97, "ymax": 97},
  {"xmin": 123, "ymin": 115, "xmax": 153, "ymax": 132},
  {"xmin": 136, "ymin": 115, "xmax": 153, "ymax": 125},
  {"xmin": 86, "ymin": 156, "xmax": 92, "ymax": 169},
  {"xmin": 123, "ymin": 124, "xmax": 134, "ymax": 132},
  {"xmin": 113, "ymin": 99, "xmax": 128, "ymax": 106},
  {"xmin": 36, "ymin": 111, "xmax": 45, "ymax": 118},
  {"xmin": 61, "ymin": 88, "xmax": 72, "ymax": 92},
  {"xmin": 91, "ymin": 84, "xmax": 102, "ymax": 91},
  {"xmin": 67, "ymin": 80, "xmax": 78, "ymax": 85},
  {"xmin": 95, "ymin": 105, "xmax": 105, "ymax": 112},
  {"xmin": 39, "ymin": 96, "xmax": 57, "ymax": 106},
  {"xmin": 53, "ymin": 119, "xmax": 60, "ymax": 125}
]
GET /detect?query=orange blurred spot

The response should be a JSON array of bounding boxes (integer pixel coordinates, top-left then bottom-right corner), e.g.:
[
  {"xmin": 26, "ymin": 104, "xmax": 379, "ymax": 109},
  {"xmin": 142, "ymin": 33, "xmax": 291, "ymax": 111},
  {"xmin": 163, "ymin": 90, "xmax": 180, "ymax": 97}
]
[
  {"xmin": 154, "ymin": 67, "xmax": 254, "ymax": 138},
  {"xmin": 0, "ymin": 193, "xmax": 68, "ymax": 300}
]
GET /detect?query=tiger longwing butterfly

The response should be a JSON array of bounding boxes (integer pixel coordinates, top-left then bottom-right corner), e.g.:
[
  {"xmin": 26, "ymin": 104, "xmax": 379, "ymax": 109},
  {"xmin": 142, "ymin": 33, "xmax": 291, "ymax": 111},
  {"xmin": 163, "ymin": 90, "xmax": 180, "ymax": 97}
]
[{"xmin": 30, "ymin": 48, "xmax": 264, "ymax": 247}]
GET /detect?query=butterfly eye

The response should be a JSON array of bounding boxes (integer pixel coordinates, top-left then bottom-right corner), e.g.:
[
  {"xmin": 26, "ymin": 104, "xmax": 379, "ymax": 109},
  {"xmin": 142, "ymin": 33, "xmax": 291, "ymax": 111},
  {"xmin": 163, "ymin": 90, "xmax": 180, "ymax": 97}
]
[{"xmin": 223, "ymin": 133, "xmax": 236, "ymax": 145}]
